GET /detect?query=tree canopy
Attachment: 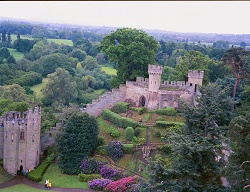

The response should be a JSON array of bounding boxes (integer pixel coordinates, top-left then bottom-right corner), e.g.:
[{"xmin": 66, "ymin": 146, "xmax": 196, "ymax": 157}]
[
  {"xmin": 42, "ymin": 68, "xmax": 78, "ymax": 106},
  {"xmin": 56, "ymin": 112, "xmax": 99, "ymax": 174},
  {"xmin": 99, "ymin": 28, "xmax": 158, "ymax": 87}
]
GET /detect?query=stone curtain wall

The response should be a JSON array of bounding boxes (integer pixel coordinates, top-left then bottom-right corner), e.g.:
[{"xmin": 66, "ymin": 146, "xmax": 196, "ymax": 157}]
[{"xmin": 82, "ymin": 85, "xmax": 126, "ymax": 117}]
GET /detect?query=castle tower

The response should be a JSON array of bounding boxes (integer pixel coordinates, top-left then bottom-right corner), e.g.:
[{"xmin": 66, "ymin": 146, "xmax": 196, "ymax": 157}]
[
  {"xmin": 148, "ymin": 64, "xmax": 162, "ymax": 93},
  {"xmin": 3, "ymin": 107, "xmax": 41, "ymax": 175},
  {"xmin": 147, "ymin": 65, "xmax": 162, "ymax": 109},
  {"xmin": 188, "ymin": 70, "xmax": 204, "ymax": 86}
]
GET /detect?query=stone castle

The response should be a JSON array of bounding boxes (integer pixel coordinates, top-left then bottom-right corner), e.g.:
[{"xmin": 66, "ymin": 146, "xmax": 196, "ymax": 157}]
[
  {"xmin": 83, "ymin": 64, "xmax": 204, "ymax": 116},
  {"xmin": 0, "ymin": 106, "xmax": 41, "ymax": 175}
]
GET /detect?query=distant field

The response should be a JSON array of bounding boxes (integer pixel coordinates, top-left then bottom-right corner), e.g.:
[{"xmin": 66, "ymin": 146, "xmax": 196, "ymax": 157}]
[
  {"xmin": 11, "ymin": 35, "xmax": 73, "ymax": 46},
  {"xmin": 31, "ymin": 78, "xmax": 49, "ymax": 98},
  {"xmin": 7, "ymin": 48, "xmax": 24, "ymax": 60},
  {"xmin": 47, "ymin": 39, "xmax": 73, "ymax": 46},
  {"xmin": 101, "ymin": 66, "xmax": 117, "ymax": 75},
  {"xmin": 11, "ymin": 34, "xmax": 34, "ymax": 43}
]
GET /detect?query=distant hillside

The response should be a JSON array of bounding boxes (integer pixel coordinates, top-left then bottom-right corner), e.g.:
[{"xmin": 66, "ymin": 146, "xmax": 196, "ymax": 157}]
[{"xmin": 1, "ymin": 17, "xmax": 250, "ymax": 45}]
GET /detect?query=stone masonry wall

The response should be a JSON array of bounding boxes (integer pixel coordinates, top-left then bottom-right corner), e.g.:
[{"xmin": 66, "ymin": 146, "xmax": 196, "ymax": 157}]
[{"xmin": 82, "ymin": 84, "xmax": 127, "ymax": 117}]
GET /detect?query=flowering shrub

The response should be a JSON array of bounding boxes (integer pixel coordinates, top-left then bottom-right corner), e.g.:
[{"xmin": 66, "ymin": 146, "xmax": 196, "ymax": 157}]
[
  {"xmin": 107, "ymin": 140, "xmax": 124, "ymax": 161},
  {"xmin": 106, "ymin": 176, "xmax": 139, "ymax": 192},
  {"xmin": 100, "ymin": 165, "xmax": 125, "ymax": 181},
  {"xmin": 88, "ymin": 178, "xmax": 113, "ymax": 190},
  {"xmin": 80, "ymin": 158, "xmax": 105, "ymax": 174}
]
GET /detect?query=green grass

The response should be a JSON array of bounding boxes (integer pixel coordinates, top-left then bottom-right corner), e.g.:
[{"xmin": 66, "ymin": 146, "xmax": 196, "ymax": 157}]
[
  {"xmin": 0, "ymin": 166, "xmax": 14, "ymax": 184},
  {"xmin": 31, "ymin": 78, "xmax": 49, "ymax": 98},
  {"xmin": 7, "ymin": 48, "xmax": 24, "ymax": 60},
  {"xmin": 101, "ymin": 66, "xmax": 117, "ymax": 75},
  {"xmin": 97, "ymin": 117, "xmax": 126, "ymax": 144},
  {"xmin": 47, "ymin": 39, "xmax": 73, "ymax": 46},
  {"xmin": 0, "ymin": 184, "xmax": 47, "ymax": 192},
  {"xmin": 93, "ymin": 89, "xmax": 106, "ymax": 95},
  {"xmin": 11, "ymin": 35, "xmax": 73, "ymax": 46},
  {"xmin": 39, "ymin": 164, "xmax": 88, "ymax": 189}
]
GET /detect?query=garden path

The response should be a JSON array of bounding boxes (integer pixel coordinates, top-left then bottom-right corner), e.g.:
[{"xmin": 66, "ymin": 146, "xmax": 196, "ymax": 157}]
[{"xmin": 0, "ymin": 175, "xmax": 96, "ymax": 192}]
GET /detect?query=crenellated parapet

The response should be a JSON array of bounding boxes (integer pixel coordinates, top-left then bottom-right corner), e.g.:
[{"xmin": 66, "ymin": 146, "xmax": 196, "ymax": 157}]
[
  {"xmin": 188, "ymin": 70, "xmax": 204, "ymax": 86},
  {"xmin": 188, "ymin": 70, "xmax": 204, "ymax": 79},
  {"xmin": 148, "ymin": 64, "xmax": 162, "ymax": 75}
]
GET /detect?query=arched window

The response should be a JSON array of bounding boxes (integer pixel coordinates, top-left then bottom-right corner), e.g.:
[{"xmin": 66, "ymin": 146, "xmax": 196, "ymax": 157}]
[
  {"xmin": 20, "ymin": 131, "xmax": 24, "ymax": 140},
  {"xmin": 11, "ymin": 133, "xmax": 14, "ymax": 142},
  {"xmin": 32, "ymin": 135, "xmax": 35, "ymax": 142}
]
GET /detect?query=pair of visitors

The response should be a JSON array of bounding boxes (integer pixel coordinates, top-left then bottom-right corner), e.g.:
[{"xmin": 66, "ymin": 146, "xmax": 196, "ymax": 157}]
[{"xmin": 45, "ymin": 179, "xmax": 51, "ymax": 189}]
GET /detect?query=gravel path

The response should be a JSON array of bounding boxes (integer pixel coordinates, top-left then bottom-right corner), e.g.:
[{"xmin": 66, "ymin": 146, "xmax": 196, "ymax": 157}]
[{"xmin": 0, "ymin": 176, "xmax": 96, "ymax": 192}]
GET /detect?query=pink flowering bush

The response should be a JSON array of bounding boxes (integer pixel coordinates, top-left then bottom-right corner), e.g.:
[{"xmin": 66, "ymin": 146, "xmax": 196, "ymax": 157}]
[
  {"xmin": 88, "ymin": 178, "xmax": 113, "ymax": 190},
  {"xmin": 106, "ymin": 176, "xmax": 139, "ymax": 192}
]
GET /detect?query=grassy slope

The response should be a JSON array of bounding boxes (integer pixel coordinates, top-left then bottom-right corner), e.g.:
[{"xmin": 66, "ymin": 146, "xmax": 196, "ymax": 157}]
[
  {"xmin": 101, "ymin": 66, "xmax": 117, "ymax": 75},
  {"xmin": 30, "ymin": 78, "xmax": 49, "ymax": 98},
  {"xmin": 0, "ymin": 166, "xmax": 14, "ymax": 184},
  {"xmin": 0, "ymin": 184, "xmax": 47, "ymax": 192},
  {"xmin": 7, "ymin": 48, "xmax": 24, "ymax": 60},
  {"xmin": 39, "ymin": 164, "xmax": 88, "ymax": 189}
]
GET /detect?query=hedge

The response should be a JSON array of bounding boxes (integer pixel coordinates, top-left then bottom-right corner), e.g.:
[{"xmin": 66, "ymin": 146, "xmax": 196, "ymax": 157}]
[
  {"xmin": 122, "ymin": 144, "xmax": 134, "ymax": 154},
  {"xmin": 156, "ymin": 121, "xmax": 184, "ymax": 129},
  {"xmin": 28, "ymin": 153, "xmax": 55, "ymax": 182},
  {"xmin": 125, "ymin": 127, "xmax": 134, "ymax": 141},
  {"xmin": 155, "ymin": 107, "xmax": 177, "ymax": 116},
  {"xmin": 102, "ymin": 109, "xmax": 138, "ymax": 128},
  {"xmin": 78, "ymin": 173, "xmax": 102, "ymax": 182},
  {"xmin": 96, "ymin": 145, "xmax": 108, "ymax": 156},
  {"xmin": 112, "ymin": 102, "xmax": 130, "ymax": 113}
]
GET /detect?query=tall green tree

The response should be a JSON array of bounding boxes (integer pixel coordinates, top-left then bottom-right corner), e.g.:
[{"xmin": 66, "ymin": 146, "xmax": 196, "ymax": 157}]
[
  {"xmin": 7, "ymin": 31, "xmax": 11, "ymax": 45},
  {"xmin": 176, "ymin": 50, "xmax": 214, "ymax": 85},
  {"xmin": 42, "ymin": 68, "xmax": 78, "ymax": 105},
  {"xmin": 1, "ymin": 29, "xmax": 6, "ymax": 43},
  {"xmin": 99, "ymin": 28, "xmax": 158, "ymax": 87},
  {"xmin": 56, "ymin": 112, "xmax": 98, "ymax": 174},
  {"xmin": 223, "ymin": 112, "xmax": 250, "ymax": 191},
  {"xmin": 145, "ymin": 84, "xmax": 232, "ymax": 191},
  {"xmin": 0, "ymin": 84, "xmax": 28, "ymax": 102},
  {"xmin": 222, "ymin": 47, "xmax": 250, "ymax": 112}
]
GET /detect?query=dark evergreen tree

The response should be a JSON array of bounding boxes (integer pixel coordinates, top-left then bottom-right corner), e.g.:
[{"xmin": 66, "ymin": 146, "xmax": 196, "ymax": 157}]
[
  {"xmin": 7, "ymin": 31, "xmax": 11, "ymax": 44},
  {"xmin": 144, "ymin": 84, "xmax": 232, "ymax": 191},
  {"xmin": 223, "ymin": 112, "xmax": 250, "ymax": 191},
  {"xmin": 1, "ymin": 29, "xmax": 6, "ymax": 43},
  {"xmin": 17, "ymin": 33, "xmax": 20, "ymax": 39},
  {"xmin": 56, "ymin": 112, "xmax": 99, "ymax": 174}
]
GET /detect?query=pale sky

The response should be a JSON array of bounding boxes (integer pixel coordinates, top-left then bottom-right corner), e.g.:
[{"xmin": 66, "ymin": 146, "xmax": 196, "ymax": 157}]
[{"xmin": 1, "ymin": 1, "xmax": 250, "ymax": 35}]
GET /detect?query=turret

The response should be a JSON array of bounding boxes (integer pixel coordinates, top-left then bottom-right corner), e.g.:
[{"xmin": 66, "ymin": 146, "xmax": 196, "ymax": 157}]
[
  {"xmin": 148, "ymin": 64, "xmax": 162, "ymax": 93},
  {"xmin": 188, "ymin": 70, "xmax": 204, "ymax": 86}
]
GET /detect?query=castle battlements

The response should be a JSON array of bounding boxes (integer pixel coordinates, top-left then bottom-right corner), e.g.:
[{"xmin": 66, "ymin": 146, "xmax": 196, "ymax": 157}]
[
  {"xmin": 148, "ymin": 64, "xmax": 162, "ymax": 75},
  {"xmin": 0, "ymin": 106, "xmax": 41, "ymax": 175},
  {"xmin": 188, "ymin": 70, "xmax": 204, "ymax": 79}
]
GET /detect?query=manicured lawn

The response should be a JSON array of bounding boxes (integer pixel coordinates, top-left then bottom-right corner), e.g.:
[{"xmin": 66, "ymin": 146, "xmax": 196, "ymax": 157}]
[
  {"xmin": 39, "ymin": 164, "xmax": 88, "ymax": 189},
  {"xmin": 0, "ymin": 184, "xmax": 46, "ymax": 192},
  {"xmin": 31, "ymin": 78, "xmax": 49, "ymax": 98},
  {"xmin": 101, "ymin": 66, "xmax": 117, "ymax": 75},
  {"xmin": 0, "ymin": 166, "xmax": 14, "ymax": 184},
  {"xmin": 47, "ymin": 39, "xmax": 73, "ymax": 46},
  {"xmin": 7, "ymin": 48, "xmax": 24, "ymax": 60}
]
